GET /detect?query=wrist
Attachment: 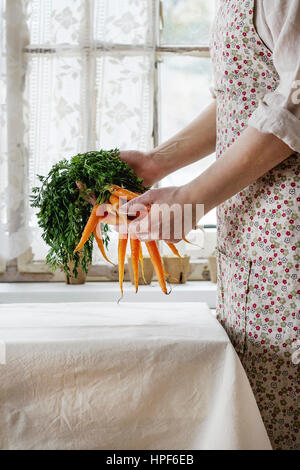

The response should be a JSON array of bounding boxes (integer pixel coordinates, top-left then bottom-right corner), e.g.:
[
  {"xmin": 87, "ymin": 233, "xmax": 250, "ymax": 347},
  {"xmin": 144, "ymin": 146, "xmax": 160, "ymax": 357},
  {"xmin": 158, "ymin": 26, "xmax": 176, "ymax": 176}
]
[
  {"xmin": 147, "ymin": 147, "xmax": 177, "ymax": 183},
  {"xmin": 179, "ymin": 182, "xmax": 198, "ymax": 205},
  {"xmin": 179, "ymin": 181, "xmax": 210, "ymax": 224},
  {"xmin": 145, "ymin": 149, "xmax": 168, "ymax": 184}
]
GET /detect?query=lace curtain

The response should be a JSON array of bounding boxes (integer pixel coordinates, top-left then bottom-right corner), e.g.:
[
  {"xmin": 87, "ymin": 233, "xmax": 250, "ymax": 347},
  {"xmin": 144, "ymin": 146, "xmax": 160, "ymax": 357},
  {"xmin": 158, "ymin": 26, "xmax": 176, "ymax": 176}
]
[{"xmin": 0, "ymin": 0, "xmax": 156, "ymax": 261}]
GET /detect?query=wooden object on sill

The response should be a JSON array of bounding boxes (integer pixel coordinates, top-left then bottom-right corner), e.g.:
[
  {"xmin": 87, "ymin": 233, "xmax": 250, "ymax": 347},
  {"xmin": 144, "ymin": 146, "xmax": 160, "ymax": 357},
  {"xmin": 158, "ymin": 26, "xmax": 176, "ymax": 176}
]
[
  {"xmin": 127, "ymin": 256, "xmax": 154, "ymax": 285},
  {"xmin": 162, "ymin": 256, "xmax": 191, "ymax": 284},
  {"xmin": 65, "ymin": 267, "xmax": 86, "ymax": 285},
  {"xmin": 186, "ymin": 259, "xmax": 210, "ymax": 281},
  {"xmin": 65, "ymin": 250, "xmax": 86, "ymax": 285},
  {"xmin": 208, "ymin": 255, "xmax": 217, "ymax": 283}
]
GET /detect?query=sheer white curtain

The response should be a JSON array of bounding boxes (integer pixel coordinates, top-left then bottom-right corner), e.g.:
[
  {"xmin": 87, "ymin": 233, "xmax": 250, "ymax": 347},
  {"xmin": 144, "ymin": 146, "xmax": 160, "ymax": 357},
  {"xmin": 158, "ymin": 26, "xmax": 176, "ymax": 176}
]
[{"xmin": 0, "ymin": 0, "xmax": 156, "ymax": 261}]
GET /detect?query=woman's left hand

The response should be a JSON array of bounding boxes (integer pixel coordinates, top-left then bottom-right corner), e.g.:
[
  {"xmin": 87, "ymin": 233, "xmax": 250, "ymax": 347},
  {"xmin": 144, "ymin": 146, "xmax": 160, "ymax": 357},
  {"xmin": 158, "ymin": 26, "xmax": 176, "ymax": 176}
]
[{"xmin": 119, "ymin": 185, "xmax": 199, "ymax": 243}]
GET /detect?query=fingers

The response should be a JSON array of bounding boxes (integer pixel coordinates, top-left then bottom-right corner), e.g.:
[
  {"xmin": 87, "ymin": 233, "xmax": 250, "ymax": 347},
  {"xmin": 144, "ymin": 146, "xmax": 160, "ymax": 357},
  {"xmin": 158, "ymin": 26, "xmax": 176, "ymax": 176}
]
[
  {"xmin": 95, "ymin": 204, "xmax": 111, "ymax": 217},
  {"xmin": 76, "ymin": 180, "xmax": 97, "ymax": 205},
  {"xmin": 128, "ymin": 215, "xmax": 150, "ymax": 238},
  {"xmin": 107, "ymin": 188, "xmax": 184, "ymax": 242},
  {"xmin": 119, "ymin": 192, "xmax": 151, "ymax": 217},
  {"xmin": 115, "ymin": 211, "xmax": 182, "ymax": 243},
  {"xmin": 76, "ymin": 181, "xmax": 84, "ymax": 191},
  {"xmin": 89, "ymin": 195, "xmax": 97, "ymax": 205}
]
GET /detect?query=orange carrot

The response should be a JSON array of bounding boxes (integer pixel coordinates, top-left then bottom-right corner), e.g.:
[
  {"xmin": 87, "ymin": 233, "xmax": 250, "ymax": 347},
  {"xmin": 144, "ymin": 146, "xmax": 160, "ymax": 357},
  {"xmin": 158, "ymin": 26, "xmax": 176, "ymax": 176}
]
[
  {"xmin": 109, "ymin": 194, "xmax": 120, "ymax": 210},
  {"xmin": 109, "ymin": 184, "xmax": 141, "ymax": 201},
  {"xmin": 93, "ymin": 228, "xmax": 113, "ymax": 265},
  {"xmin": 108, "ymin": 195, "xmax": 130, "ymax": 227},
  {"xmin": 139, "ymin": 248, "xmax": 146, "ymax": 283},
  {"xmin": 183, "ymin": 236, "xmax": 202, "ymax": 247},
  {"xmin": 74, "ymin": 204, "xmax": 100, "ymax": 253},
  {"xmin": 130, "ymin": 235, "xmax": 140, "ymax": 293},
  {"xmin": 163, "ymin": 270, "xmax": 179, "ymax": 283},
  {"xmin": 98, "ymin": 203, "xmax": 116, "ymax": 216},
  {"xmin": 98, "ymin": 212, "xmax": 126, "ymax": 226},
  {"xmin": 101, "ymin": 213, "xmax": 123, "ymax": 226},
  {"xmin": 118, "ymin": 233, "xmax": 128, "ymax": 296},
  {"xmin": 165, "ymin": 242, "xmax": 182, "ymax": 258},
  {"xmin": 183, "ymin": 236, "xmax": 198, "ymax": 246},
  {"xmin": 146, "ymin": 241, "xmax": 167, "ymax": 294}
]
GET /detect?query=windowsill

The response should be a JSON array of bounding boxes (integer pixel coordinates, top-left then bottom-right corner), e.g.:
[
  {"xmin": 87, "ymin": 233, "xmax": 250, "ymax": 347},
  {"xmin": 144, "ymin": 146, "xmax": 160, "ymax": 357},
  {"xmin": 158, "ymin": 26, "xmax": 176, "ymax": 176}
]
[{"xmin": 0, "ymin": 281, "xmax": 217, "ymax": 308}]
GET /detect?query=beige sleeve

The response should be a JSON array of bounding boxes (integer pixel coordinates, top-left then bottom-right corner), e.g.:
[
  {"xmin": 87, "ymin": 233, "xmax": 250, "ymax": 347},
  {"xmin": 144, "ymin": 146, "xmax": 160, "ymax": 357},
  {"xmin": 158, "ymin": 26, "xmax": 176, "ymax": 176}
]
[{"xmin": 249, "ymin": 0, "xmax": 300, "ymax": 153}]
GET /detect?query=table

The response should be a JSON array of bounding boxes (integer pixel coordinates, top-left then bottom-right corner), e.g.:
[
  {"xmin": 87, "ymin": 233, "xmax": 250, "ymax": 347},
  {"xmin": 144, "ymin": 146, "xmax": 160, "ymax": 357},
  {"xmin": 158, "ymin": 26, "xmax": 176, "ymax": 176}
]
[{"xmin": 0, "ymin": 302, "xmax": 271, "ymax": 450}]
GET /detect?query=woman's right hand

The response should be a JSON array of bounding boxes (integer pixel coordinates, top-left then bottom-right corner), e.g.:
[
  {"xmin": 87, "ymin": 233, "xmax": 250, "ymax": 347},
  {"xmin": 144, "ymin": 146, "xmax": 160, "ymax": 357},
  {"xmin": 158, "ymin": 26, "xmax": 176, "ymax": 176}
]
[
  {"xmin": 119, "ymin": 150, "xmax": 161, "ymax": 187},
  {"xmin": 76, "ymin": 150, "xmax": 160, "ymax": 205}
]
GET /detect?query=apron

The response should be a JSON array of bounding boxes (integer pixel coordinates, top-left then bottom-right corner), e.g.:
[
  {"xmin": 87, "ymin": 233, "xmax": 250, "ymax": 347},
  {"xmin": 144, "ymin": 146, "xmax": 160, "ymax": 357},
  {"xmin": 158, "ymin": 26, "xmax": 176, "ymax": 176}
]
[{"xmin": 210, "ymin": 0, "xmax": 300, "ymax": 450}]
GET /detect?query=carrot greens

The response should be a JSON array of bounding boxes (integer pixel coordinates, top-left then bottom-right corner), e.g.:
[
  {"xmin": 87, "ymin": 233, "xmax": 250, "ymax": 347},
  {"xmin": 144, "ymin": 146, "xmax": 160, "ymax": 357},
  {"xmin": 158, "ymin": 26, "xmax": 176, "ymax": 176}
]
[{"xmin": 30, "ymin": 149, "xmax": 147, "ymax": 278}]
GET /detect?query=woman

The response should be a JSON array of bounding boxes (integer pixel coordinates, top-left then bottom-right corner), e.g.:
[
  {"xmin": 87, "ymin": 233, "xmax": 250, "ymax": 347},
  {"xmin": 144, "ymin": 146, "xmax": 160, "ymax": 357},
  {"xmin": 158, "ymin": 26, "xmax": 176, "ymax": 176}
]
[{"xmin": 119, "ymin": 0, "xmax": 300, "ymax": 450}]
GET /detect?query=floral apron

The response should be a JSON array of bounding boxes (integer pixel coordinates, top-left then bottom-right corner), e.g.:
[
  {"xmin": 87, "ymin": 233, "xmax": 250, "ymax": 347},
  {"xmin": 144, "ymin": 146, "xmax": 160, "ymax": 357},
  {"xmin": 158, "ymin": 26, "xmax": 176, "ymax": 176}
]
[{"xmin": 210, "ymin": 0, "xmax": 300, "ymax": 450}]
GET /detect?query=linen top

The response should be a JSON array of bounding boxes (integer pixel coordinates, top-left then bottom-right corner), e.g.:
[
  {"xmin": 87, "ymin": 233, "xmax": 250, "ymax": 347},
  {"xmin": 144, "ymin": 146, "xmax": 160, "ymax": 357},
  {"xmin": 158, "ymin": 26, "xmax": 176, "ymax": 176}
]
[{"xmin": 211, "ymin": 0, "xmax": 300, "ymax": 153}]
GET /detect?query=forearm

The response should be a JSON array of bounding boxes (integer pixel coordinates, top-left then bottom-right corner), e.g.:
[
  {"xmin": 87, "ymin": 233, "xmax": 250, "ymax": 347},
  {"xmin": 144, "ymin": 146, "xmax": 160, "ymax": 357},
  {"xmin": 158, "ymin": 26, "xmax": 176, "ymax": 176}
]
[
  {"xmin": 183, "ymin": 126, "xmax": 294, "ymax": 217},
  {"xmin": 150, "ymin": 100, "xmax": 217, "ymax": 179}
]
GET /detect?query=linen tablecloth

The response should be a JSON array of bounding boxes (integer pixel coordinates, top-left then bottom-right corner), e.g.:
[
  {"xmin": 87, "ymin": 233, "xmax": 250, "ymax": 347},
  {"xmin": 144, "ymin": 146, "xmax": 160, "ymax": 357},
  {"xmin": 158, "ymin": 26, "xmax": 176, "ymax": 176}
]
[{"xmin": 0, "ymin": 302, "xmax": 271, "ymax": 450}]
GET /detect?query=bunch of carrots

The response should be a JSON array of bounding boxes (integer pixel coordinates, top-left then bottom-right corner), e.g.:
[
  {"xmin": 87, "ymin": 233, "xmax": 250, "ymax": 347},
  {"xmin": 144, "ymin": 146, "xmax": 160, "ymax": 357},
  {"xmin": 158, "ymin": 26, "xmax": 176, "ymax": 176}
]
[
  {"xmin": 31, "ymin": 150, "xmax": 193, "ymax": 293},
  {"xmin": 74, "ymin": 184, "xmax": 183, "ymax": 295}
]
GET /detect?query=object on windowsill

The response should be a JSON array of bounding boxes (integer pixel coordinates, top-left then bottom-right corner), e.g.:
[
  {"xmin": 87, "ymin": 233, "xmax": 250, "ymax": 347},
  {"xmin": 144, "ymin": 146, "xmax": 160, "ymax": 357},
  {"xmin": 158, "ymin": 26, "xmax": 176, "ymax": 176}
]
[
  {"xmin": 65, "ymin": 265, "xmax": 86, "ymax": 285},
  {"xmin": 163, "ymin": 255, "xmax": 191, "ymax": 284},
  {"xmin": 127, "ymin": 255, "xmax": 154, "ymax": 286},
  {"xmin": 208, "ymin": 251, "xmax": 217, "ymax": 283},
  {"xmin": 65, "ymin": 249, "xmax": 86, "ymax": 284}
]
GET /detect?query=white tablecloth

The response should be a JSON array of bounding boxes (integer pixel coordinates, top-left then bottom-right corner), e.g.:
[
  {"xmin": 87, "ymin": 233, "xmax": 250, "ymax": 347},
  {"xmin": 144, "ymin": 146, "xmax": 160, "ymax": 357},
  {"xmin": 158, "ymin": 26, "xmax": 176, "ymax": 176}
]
[{"xmin": 0, "ymin": 302, "xmax": 271, "ymax": 450}]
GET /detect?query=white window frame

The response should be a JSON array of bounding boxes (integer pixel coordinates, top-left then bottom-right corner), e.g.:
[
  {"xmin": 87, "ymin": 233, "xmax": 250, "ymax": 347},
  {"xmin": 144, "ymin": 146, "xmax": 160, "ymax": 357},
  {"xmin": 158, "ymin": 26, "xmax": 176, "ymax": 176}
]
[{"xmin": 2, "ymin": 0, "xmax": 216, "ymax": 283}]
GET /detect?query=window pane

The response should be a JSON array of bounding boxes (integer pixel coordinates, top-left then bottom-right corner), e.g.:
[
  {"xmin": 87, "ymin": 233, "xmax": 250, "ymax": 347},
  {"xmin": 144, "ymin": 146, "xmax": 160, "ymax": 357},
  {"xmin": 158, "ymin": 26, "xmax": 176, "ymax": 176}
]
[
  {"xmin": 27, "ymin": 0, "xmax": 154, "ymax": 47},
  {"xmin": 161, "ymin": 0, "xmax": 216, "ymax": 45},
  {"xmin": 95, "ymin": 53, "xmax": 153, "ymax": 151},
  {"xmin": 27, "ymin": 0, "xmax": 85, "ymax": 46},
  {"xmin": 159, "ymin": 55, "xmax": 216, "ymax": 226},
  {"xmin": 93, "ymin": 0, "xmax": 154, "ymax": 45},
  {"xmin": 25, "ymin": 54, "xmax": 82, "ymax": 189},
  {"xmin": 26, "ymin": 53, "xmax": 83, "ymax": 265}
]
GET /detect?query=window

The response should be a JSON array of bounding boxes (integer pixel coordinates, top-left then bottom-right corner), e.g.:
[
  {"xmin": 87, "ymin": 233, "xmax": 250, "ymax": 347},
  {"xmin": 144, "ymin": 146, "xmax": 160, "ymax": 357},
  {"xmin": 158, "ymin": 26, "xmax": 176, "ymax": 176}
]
[
  {"xmin": 0, "ymin": 0, "xmax": 217, "ymax": 282},
  {"xmin": 157, "ymin": 0, "xmax": 217, "ymax": 262}
]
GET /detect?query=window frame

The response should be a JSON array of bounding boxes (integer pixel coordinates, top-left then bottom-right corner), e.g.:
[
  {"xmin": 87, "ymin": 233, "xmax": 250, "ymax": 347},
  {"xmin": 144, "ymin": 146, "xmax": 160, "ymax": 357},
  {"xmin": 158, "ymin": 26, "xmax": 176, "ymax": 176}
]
[{"xmin": 2, "ymin": 0, "xmax": 216, "ymax": 282}]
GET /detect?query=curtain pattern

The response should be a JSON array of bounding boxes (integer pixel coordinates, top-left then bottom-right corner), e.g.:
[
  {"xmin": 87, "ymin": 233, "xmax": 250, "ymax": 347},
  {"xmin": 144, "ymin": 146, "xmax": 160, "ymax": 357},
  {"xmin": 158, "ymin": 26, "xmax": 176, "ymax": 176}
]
[{"xmin": 0, "ymin": 0, "xmax": 155, "ymax": 261}]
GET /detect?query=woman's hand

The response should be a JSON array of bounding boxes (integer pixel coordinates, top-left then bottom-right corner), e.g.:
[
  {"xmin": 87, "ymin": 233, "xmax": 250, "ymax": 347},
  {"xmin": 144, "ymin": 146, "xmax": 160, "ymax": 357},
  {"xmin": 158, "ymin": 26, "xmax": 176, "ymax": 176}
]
[
  {"xmin": 119, "ymin": 185, "xmax": 200, "ymax": 243},
  {"xmin": 76, "ymin": 150, "xmax": 160, "ymax": 204},
  {"xmin": 119, "ymin": 150, "xmax": 161, "ymax": 187}
]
